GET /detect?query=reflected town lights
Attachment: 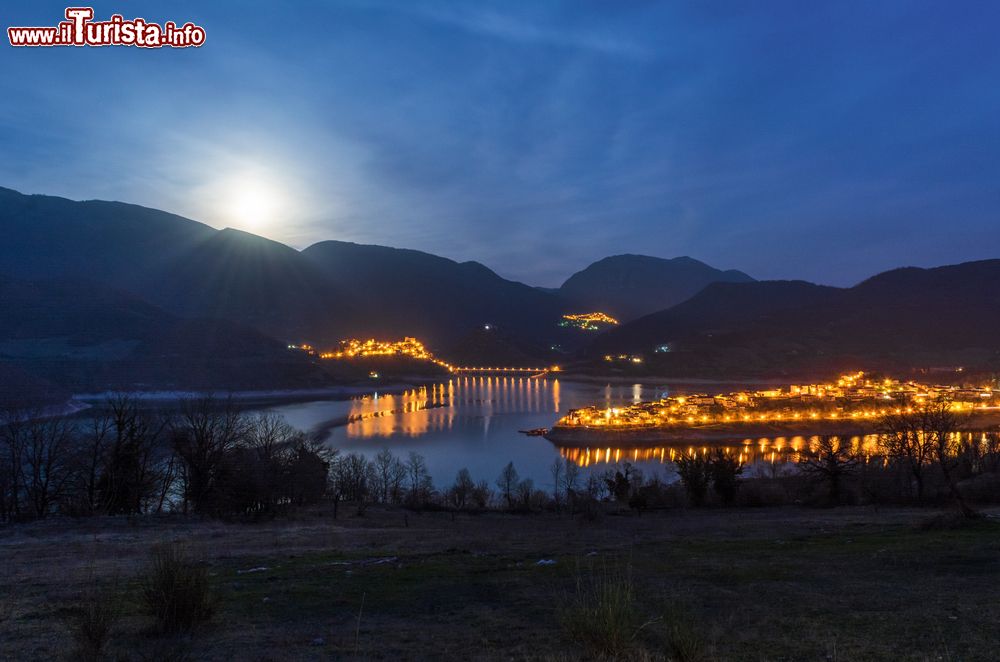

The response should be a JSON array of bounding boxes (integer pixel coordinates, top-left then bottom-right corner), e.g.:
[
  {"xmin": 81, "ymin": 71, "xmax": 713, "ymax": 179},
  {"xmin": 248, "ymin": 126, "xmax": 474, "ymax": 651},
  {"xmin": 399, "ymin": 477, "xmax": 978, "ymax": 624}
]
[{"xmin": 555, "ymin": 371, "xmax": 1000, "ymax": 431}]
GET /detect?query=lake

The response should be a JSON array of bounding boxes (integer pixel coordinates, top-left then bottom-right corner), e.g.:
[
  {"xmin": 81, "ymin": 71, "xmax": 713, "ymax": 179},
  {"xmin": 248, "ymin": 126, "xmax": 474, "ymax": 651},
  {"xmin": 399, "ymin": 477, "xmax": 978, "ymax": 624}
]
[{"xmin": 263, "ymin": 376, "xmax": 830, "ymax": 490}]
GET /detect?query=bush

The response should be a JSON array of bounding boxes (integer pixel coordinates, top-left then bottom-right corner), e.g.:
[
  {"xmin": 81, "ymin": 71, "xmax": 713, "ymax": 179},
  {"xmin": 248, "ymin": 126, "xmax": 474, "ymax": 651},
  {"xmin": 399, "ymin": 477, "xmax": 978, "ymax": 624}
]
[
  {"xmin": 675, "ymin": 455, "xmax": 711, "ymax": 506},
  {"xmin": 709, "ymin": 449, "xmax": 743, "ymax": 505},
  {"xmin": 735, "ymin": 477, "xmax": 793, "ymax": 507},
  {"xmin": 957, "ymin": 471, "xmax": 1000, "ymax": 504},
  {"xmin": 140, "ymin": 545, "xmax": 214, "ymax": 633},
  {"xmin": 560, "ymin": 560, "xmax": 646, "ymax": 657},
  {"xmin": 661, "ymin": 606, "xmax": 710, "ymax": 662},
  {"xmin": 67, "ymin": 580, "xmax": 120, "ymax": 661}
]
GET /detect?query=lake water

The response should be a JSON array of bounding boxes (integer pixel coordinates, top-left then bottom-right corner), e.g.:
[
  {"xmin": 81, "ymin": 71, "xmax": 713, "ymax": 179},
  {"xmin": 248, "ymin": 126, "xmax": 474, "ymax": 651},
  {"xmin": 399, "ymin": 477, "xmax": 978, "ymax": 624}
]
[
  {"xmin": 268, "ymin": 377, "xmax": 665, "ymax": 487},
  {"xmin": 263, "ymin": 376, "xmax": 829, "ymax": 490}
]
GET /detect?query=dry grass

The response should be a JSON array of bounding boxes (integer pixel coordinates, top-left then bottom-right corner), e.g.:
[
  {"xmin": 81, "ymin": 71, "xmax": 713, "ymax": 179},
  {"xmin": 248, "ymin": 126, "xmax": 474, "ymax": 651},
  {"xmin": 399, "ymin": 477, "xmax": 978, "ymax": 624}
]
[
  {"xmin": 0, "ymin": 505, "xmax": 998, "ymax": 660},
  {"xmin": 65, "ymin": 575, "xmax": 121, "ymax": 661},
  {"xmin": 140, "ymin": 544, "xmax": 215, "ymax": 634},
  {"xmin": 560, "ymin": 558, "xmax": 647, "ymax": 657}
]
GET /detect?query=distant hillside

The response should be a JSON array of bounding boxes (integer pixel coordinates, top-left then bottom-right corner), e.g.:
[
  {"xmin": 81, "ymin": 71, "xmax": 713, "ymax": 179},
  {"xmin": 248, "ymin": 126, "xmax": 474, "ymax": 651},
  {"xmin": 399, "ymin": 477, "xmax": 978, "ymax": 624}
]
[
  {"xmin": 0, "ymin": 277, "xmax": 336, "ymax": 396},
  {"xmin": 0, "ymin": 188, "xmax": 354, "ymax": 344},
  {"xmin": 0, "ymin": 188, "xmax": 570, "ymax": 356},
  {"xmin": 0, "ymin": 187, "xmax": 215, "ymax": 285},
  {"xmin": 302, "ymin": 240, "xmax": 566, "ymax": 353},
  {"xmin": 141, "ymin": 229, "xmax": 353, "ymax": 343},
  {"xmin": 559, "ymin": 254, "xmax": 754, "ymax": 321},
  {"xmin": 582, "ymin": 261, "xmax": 1000, "ymax": 378},
  {"xmin": 0, "ymin": 362, "xmax": 70, "ymax": 410}
]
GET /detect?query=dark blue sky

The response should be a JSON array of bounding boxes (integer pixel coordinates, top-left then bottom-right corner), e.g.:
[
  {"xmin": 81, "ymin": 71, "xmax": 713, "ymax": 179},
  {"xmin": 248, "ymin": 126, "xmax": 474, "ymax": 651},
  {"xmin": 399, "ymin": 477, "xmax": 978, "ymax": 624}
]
[{"xmin": 2, "ymin": 1, "xmax": 999, "ymax": 286}]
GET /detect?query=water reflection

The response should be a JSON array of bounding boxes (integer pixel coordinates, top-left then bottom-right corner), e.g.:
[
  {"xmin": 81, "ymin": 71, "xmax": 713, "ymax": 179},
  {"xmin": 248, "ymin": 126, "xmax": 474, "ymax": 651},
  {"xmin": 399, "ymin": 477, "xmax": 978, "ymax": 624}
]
[
  {"xmin": 556, "ymin": 431, "xmax": 989, "ymax": 468},
  {"xmin": 345, "ymin": 377, "xmax": 562, "ymax": 439},
  {"xmin": 270, "ymin": 378, "xmax": 866, "ymax": 486}
]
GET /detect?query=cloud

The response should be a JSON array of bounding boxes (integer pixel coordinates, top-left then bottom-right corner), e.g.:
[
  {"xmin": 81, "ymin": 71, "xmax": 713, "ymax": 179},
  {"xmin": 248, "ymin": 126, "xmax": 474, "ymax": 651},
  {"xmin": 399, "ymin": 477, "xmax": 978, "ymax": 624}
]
[{"xmin": 371, "ymin": 2, "xmax": 653, "ymax": 60}]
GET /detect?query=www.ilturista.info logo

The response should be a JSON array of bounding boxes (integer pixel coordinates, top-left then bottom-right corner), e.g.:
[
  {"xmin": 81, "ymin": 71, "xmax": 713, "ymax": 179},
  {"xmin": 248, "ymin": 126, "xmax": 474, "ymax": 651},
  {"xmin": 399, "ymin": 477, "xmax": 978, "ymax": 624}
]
[{"xmin": 8, "ymin": 7, "xmax": 205, "ymax": 48}]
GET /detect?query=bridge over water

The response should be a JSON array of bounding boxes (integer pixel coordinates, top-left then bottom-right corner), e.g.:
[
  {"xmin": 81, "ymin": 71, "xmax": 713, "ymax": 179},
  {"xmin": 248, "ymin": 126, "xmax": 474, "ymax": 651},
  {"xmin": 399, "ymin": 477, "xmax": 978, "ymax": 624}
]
[{"xmin": 448, "ymin": 365, "xmax": 560, "ymax": 376}]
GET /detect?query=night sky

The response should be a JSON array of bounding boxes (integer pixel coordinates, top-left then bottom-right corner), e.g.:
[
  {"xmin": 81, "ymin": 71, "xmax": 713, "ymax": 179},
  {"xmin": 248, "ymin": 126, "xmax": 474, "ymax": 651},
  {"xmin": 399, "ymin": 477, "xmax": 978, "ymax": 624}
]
[{"xmin": 2, "ymin": 1, "xmax": 999, "ymax": 287}]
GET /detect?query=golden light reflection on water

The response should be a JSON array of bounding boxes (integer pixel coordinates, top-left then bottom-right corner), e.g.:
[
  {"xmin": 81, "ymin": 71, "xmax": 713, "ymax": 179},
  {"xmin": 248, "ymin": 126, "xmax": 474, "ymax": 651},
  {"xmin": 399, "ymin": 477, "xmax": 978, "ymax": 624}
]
[
  {"xmin": 557, "ymin": 434, "xmax": 882, "ymax": 467},
  {"xmin": 345, "ymin": 377, "xmax": 561, "ymax": 438},
  {"xmin": 557, "ymin": 431, "xmax": 987, "ymax": 467}
]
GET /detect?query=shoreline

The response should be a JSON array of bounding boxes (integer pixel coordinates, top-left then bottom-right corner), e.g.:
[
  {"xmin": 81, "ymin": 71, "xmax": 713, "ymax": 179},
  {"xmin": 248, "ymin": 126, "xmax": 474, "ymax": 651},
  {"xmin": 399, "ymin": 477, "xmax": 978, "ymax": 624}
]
[
  {"xmin": 545, "ymin": 411, "xmax": 1000, "ymax": 447},
  {"xmin": 70, "ymin": 380, "xmax": 430, "ymax": 408},
  {"xmin": 558, "ymin": 373, "xmax": 797, "ymax": 387}
]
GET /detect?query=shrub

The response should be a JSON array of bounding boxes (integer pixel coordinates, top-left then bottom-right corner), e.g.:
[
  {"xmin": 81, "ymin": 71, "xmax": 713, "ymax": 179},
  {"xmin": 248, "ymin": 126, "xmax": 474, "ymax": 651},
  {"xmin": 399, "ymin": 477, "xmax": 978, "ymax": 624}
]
[
  {"xmin": 140, "ymin": 544, "xmax": 214, "ymax": 633},
  {"xmin": 67, "ymin": 580, "xmax": 120, "ymax": 661},
  {"xmin": 560, "ymin": 560, "xmax": 648, "ymax": 657},
  {"xmin": 660, "ymin": 606, "xmax": 710, "ymax": 662},
  {"xmin": 709, "ymin": 449, "xmax": 743, "ymax": 505},
  {"xmin": 674, "ymin": 455, "xmax": 711, "ymax": 506}
]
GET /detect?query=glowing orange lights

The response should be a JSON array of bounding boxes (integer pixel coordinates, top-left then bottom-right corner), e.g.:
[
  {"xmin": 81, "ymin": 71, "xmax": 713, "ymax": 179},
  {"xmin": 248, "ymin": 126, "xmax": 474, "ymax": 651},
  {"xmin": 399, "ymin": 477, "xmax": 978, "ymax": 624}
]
[{"xmin": 555, "ymin": 372, "xmax": 1000, "ymax": 432}]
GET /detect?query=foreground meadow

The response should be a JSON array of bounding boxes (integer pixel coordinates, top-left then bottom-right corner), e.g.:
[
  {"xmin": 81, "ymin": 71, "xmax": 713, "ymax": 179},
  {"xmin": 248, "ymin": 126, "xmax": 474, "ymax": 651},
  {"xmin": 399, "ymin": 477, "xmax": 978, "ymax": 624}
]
[{"xmin": 2, "ymin": 505, "xmax": 998, "ymax": 661}]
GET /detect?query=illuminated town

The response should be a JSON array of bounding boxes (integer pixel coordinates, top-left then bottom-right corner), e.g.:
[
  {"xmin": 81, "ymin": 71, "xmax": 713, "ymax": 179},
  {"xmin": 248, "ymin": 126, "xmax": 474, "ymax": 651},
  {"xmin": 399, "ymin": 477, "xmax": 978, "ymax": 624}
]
[
  {"xmin": 318, "ymin": 337, "xmax": 435, "ymax": 361},
  {"xmin": 558, "ymin": 312, "xmax": 619, "ymax": 331},
  {"xmin": 555, "ymin": 371, "xmax": 1000, "ymax": 430},
  {"xmin": 311, "ymin": 337, "xmax": 559, "ymax": 375}
]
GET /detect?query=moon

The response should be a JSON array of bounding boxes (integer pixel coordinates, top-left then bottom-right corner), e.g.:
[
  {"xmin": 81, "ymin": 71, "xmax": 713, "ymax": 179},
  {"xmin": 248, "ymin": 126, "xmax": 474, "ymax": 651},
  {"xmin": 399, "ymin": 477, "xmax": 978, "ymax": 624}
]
[{"xmin": 227, "ymin": 178, "xmax": 279, "ymax": 231}]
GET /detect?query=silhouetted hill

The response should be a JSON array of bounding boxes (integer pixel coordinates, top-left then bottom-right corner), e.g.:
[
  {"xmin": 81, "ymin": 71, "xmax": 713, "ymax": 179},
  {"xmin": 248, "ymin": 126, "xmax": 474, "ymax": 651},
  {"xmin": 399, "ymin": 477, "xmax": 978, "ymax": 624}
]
[
  {"xmin": 588, "ymin": 280, "xmax": 838, "ymax": 352},
  {"xmin": 141, "ymin": 229, "xmax": 353, "ymax": 343},
  {"xmin": 559, "ymin": 254, "xmax": 754, "ymax": 320},
  {"xmin": 582, "ymin": 261, "xmax": 1000, "ymax": 378},
  {"xmin": 0, "ymin": 188, "xmax": 353, "ymax": 344},
  {"xmin": 441, "ymin": 326, "xmax": 552, "ymax": 367},
  {"xmin": 302, "ymin": 240, "xmax": 565, "ymax": 353},
  {"xmin": 0, "ymin": 187, "xmax": 215, "ymax": 285},
  {"xmin": 0, "ymin": 277, "xmax": 335, "ymax": 394},
  {"xmin": 0, "ymin": 362, "xmax": 70, "ymax": 410}
]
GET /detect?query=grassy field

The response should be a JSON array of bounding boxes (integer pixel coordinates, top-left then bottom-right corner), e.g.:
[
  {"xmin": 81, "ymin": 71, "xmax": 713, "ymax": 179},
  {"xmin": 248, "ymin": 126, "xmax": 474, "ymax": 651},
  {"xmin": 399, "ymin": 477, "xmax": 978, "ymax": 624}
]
[{"xmin": 2, "ymin": 505, "xmax": 999, "ymax": 661}]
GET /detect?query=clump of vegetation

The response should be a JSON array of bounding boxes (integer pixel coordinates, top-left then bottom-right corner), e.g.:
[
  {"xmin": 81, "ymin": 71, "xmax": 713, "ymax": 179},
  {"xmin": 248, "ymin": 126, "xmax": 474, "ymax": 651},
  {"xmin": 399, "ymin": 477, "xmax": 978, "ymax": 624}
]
[
  {"xmin": 560, "ymin": 559, "xmax": 652, "ymax": 657},
  {"xmin": 708, "ymin": 449, "xmax": 742, "ymax": 505},
  {"xmin": 140, "ymin": 544, "xmax": 214, "ymax": 633},
  {"xmin": 674, "ymin": 454, "xmax": 712, "ymax": 506},
  {"xmin": 66, "ymin": 578, "xmax": 120, "ymax": 662},
  {"xmin": 660, "ymin": 606, "xmax": 710, "ymax": 662},
  {"xmin": 797, "ymin": 435, "xmax": 859, "ymax": 505}
]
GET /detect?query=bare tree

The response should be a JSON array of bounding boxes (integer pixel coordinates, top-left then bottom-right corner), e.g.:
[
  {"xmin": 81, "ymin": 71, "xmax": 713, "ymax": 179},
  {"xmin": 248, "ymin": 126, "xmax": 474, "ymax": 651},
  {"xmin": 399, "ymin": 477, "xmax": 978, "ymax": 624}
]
[
  {"xmin": 496, "ymin": 461, "xmax": 519, "ymax": 510},
  {"xmin": 0, "ymin": 408, "xmax": 78, "ymax": 520},
  {"xmin": 452, "ymin": 468, "xmax": 475, "ymax": 509},
  {"xmin": 22, "ymin": 416, "xmax": 75, "ymax": 518},
  {"xmin": 798, "ymin": 436, "xmax": 858, "ymax": 505},
  {"xmin": 404, "ymin": 452, "xmax": 434, "ymax": 508},
  {"xmin": 674, "ymin": 453, "xmax": 711, "ymax": 507},
  {"xmin": 73, "ymin": 413, "xmax": 114, "ymax": 514},
  {"xmin": 0, "ymin": 408, "xmax": 29, "ymax": 521},
  {"xmin": 331, "ymin": 453, "xmax": 372, "ymax": 503},
  {"xmin": 471, "ymin": 479, "xmax": 493, "ymax": 509},
  {"xmin": 879, "ymin": 400, "xmax": 977, "ymax": 517},
  {"xmin": 550, "ymin": 458, "xmax": 564, "ymax": 510},
  {"xmin": 559, "ymin": 459, "xmax": 581, "ymax": 505},
  {"xmin": 921, "ymin": 401, "xmax": 977, "ymax": 518},
  {"xmin": 372, "ymin": 448, "xmax": 407, "ymax": 504},
  {"xmin": 171, "ymin": 397, "xmax": 247, "ymax": 515},
  {"xmin": 515, "ymin": 478, "xmax": 535, "ymax": 510},
  {"xmin": 878, "ymin": 407, "xmax": 936, "ymax": 503}
]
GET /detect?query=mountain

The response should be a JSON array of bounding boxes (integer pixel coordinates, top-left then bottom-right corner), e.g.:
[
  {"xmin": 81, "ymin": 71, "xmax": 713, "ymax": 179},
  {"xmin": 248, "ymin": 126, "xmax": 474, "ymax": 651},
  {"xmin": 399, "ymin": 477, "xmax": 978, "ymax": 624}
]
[
  {"xmin": 0, "ymin": 276, "xmax": 334, "ymax": 396},
  {"xmin": 0, "ymin": 188, "xmax": 568, "ymax": 356},
  {"xmin": 582, "ymin": 260, "xmax": 1000, "ymax": 378},
  {"xmin": 0, "ymin": 188, "xmax": 352, "ymax": 344},
  {"xmin": 558, "ymin": 254, "xmax": 754, "ymax": 321},
  {"xmin": 139, "ymin": 229, "xmax": 353, "ymax": 343},
  {"xmin": 301, "ymin": 240, "xmax": 566, "ymax": 353},
  {"xmin": 0, "ymin": 186, "xmax": 215, "ymax": 285}
]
